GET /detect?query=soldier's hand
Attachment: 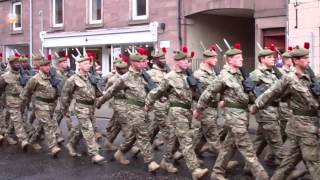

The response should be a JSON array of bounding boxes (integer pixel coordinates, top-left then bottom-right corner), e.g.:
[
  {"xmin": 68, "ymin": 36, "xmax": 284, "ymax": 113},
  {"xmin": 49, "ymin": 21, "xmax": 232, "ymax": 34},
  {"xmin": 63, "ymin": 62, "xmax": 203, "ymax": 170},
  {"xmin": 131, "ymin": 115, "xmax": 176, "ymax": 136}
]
[
  {"xmin": 193, "ymin": 110, "xmax": 201, "ymax": 119},
  {"xmin": 144, "ymin": 105, "xmax": 152, "ymax": 112},
  {"xmin": 218, "ymin": 101, "xmax": 225, "ymax": 108},
  {"xmin": 96, "ymin": 101, "xmax": 102, "ymax": 109},
  {"xmin": 249, "ymin": 105, "xmax": 258, "ymax": 114}
]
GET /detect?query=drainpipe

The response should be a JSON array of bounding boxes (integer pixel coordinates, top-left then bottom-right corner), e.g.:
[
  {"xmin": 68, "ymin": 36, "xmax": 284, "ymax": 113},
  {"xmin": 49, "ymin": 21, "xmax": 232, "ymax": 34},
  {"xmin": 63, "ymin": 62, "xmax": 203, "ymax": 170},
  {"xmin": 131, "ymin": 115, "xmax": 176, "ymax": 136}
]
[
  {"xmin": 29, "ymin": 0, "xmax": 33, "ymax": 65},
  {"xmin": 177, "ymin": 0, "xmax": 182, "ymax": 49}
]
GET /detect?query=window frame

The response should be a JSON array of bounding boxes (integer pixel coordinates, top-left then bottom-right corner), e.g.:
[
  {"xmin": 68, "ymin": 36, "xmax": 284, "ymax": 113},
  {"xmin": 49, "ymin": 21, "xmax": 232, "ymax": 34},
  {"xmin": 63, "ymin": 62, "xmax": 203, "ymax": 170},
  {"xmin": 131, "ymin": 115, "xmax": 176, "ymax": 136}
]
[
  {"xmin": 12, "ymin": 1, "xmax": 22, "ymax": 31},
  {"xmin": 132, "ymin": 0, "xmax": 149, "ymax": 21},
  {"xmin": 88, "ymin": 0, "xmax": 103, "ymax": 24},
  {"xmin": 52, "ymin": 0, "xmax": 64, "ymax": 27}
]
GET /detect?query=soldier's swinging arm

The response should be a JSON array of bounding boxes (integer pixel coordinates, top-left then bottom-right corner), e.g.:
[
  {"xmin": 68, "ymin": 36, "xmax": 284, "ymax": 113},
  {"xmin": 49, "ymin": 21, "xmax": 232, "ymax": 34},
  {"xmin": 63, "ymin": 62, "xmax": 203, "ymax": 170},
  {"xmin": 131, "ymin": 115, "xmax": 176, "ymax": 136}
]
[
  {"xmin": 146, "ymin": 78, "xmax": 170, "ymax": 107},
  {"xmin": 196, "ymin": 78, "xmax": 224, "ymax": 112}
]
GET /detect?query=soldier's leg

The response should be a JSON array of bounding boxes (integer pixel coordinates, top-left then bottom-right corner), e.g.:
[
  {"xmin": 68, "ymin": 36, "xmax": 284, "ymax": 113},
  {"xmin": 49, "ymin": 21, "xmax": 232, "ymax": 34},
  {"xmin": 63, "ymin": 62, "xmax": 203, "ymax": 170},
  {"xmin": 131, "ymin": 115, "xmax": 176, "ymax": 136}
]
[
  {"xmin": 129, "ymin": 109, "xmax": 154, "ymax": 163},
  {"xmin": 212, "ymin": 129, "xmax": 237, "ymax": 176},
  {"xmin": 150, "ymin": 108, "xmax": 167, "ymax": 144},
  {"xmin": 271, "ymin": 135, "xmax": 301, "ymax": 180},
  {"xmin": 28, "ymin": 106, "xmax": 36, "ymax": 125},
  {"xmin": 232, "ymin": 126, "xmax": 268, "ymax": 179},
  {"xmin": 201, "ymin": 109, "xmax": 221, "ymax": 153},
  {"xmin": 76, "ymin": 108, "xmax": 100, "ymax": 156},
  {"xmin": 8, "ymin": 108, "xmax": 29, "ymax": 144},
  {"xmin": 300, "ymin": 136, "xmax": 320, "ymax": 179},
  {"xmin": 105, "ymin": 110, "xmax": 121, "ymax": 143},
  {"xmin": 170, "ymin": 110, "xmax": 200, "ymax": 172},
  {"xmin": 261, "ymin": 122, "xmax": 283, "ymax": 160},
  {"xmin": 35, "ymin": 109, "xmax": 59, "ymax": 151},
  {"xmin": 253, "ymin": 123, "xmax": 268, "ymax": 156}
]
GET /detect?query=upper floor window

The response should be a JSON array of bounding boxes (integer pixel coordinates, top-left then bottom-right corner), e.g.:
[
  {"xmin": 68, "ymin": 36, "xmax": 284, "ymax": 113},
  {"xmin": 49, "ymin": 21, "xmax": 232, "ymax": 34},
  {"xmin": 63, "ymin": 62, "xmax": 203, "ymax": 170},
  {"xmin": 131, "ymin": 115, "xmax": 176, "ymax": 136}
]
[
  {"xmin": 132, "ymin": 0, "xmax": 148, "ymax": 20},
  {"xmin": 53, "ymin": 0, "xmax": 63, "ymax": 27},
  {"xmin": 12, "ymin": 2, "xmax": 22, "ymax": 31},
  {"xmin": 89, "ymin": 0, "xmax": 102, "ymax": 24}
]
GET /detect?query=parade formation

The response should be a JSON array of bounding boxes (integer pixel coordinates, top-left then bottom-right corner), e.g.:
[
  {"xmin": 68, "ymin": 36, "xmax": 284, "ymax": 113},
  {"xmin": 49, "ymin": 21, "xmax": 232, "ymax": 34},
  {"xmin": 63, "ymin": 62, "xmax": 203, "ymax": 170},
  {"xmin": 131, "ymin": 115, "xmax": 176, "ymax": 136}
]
[{"xmin": 0, "ymin": 41, "xmax": 319, "ymax": 180}]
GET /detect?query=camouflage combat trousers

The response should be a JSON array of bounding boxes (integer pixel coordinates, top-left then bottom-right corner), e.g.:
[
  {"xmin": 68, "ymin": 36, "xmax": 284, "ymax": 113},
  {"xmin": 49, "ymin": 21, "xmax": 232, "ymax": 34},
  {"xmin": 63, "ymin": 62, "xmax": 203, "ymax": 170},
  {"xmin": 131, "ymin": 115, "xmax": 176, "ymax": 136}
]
[
  {"xmin": 53, "ymin": 98, "xmax": 73, "ymax": 130},
  {"xmin": 149, "ymin": 101, "xmax": 179, "ymax": 163},
  {"xmin": 118, "ymin": 104, "xmax": 154, "ymax": 163},
  {"xmin": 147, "ymin": 101, "xmax": 170, "ymax": 143},
  {"xmin": 253, "ymin": 107, "xmax": 283, "ymax": 162},
  {"xmin": 6, "ymin": 107, "xmax": 29, "ymax": 142},
  {"xmin": 68, "ymin": 103, "xmax": 99, "ymax": 156},
  {"xmin": 165, "ymin": 107, "xmax": 200, "ymax": 172},
  {"xmin": 193, "ymin": 107, "xmax": 221, "ymax": 154},
  {"xmin": 278, "ymin": 102, "xmax": 292, "ymax": 141},
  {"xmin": 30, "ymin": 101, "xmax": 59, "ymax": 149},
  {"xmin": 213, "ymin": 107, "xmax": 268, "ymax": 179},
  {"xmin": 105, "ymin": 100, "xmax": 126, "ymax": 143},
  {"xmin": 271, "ymin": 133, "xmax": 320, "ymax": 180}
]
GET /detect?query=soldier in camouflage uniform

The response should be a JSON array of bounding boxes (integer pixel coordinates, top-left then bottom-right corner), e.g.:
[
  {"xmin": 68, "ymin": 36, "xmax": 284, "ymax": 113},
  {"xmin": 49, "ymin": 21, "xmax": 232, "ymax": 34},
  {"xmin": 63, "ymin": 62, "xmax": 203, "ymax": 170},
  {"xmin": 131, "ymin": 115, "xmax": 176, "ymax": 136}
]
[
  {"xmin": 103, "ymin": 57, "xmax": 129, "ymax": 151},
  {"xmin": 278, "ymin": 48, "xmax": 294, "ymax": 141},
  {"xmin": 251, "ymin": 43, "xmax": 320, "ymax": 180},
  {"xmin": 20, "ymin": 57, "xmax": 62, "ymax": 157},
  {"xmin": 96, "ymin": 52, "xmax": 160, "ymax": 172},
  {"xmin": 52, "ymin": 56, "xmax": 75, "ymax": 137},
  {"xmin": 0, "ymin": 55, "xmax": 29, "ymax": 150},
  {"xmin": 194, "ymin": 44, "xmax": 269, "ymax": 180},
  {"xmin": 0, "ymin": 52, "xmax": 7, "ymax": 142},
  {"xmin": 61, "ymin": 56, "xmax": 104, "ymax": 163},
  {"xmin": 145, "ymin": 49, "xmax": 208, "ymax": 179},
  {"xmin": 249, "ymin": 47, "xmax": 283, "ymax": 167},
  {"xmin": 193, "ymin": 46, "xmax": 221, "ymax": 156},
  {"xmin": 145, "ymin": 48, "xmax": 180, "ymax": 173}
]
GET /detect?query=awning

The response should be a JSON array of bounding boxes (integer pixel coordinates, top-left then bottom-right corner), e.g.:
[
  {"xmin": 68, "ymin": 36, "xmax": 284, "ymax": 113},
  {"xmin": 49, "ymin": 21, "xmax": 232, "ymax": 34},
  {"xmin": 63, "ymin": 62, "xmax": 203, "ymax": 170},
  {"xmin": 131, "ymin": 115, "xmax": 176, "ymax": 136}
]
[{"xmin": 41, "ymin": 22, "xmax": 158, "ymax": 48}]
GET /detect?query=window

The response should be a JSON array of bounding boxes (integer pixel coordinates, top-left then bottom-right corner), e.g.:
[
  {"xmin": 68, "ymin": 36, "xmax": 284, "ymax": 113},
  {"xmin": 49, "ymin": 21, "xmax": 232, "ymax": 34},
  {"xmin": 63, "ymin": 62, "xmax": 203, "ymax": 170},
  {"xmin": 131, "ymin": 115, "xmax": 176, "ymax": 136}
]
[
  {"xmin": 132, "ymin": 0, "xmax": 148, "ymax": 20},
  {"xmin": 89, "ymin": 0, "xmax": 102, "ymax": 24},
  {"xmin": 12, "ymin": 2, "xmax": 22, "ymax": 31},
  {"xmin": 53, "ymin": 0, "xmax": 63, "ymax": 27}
]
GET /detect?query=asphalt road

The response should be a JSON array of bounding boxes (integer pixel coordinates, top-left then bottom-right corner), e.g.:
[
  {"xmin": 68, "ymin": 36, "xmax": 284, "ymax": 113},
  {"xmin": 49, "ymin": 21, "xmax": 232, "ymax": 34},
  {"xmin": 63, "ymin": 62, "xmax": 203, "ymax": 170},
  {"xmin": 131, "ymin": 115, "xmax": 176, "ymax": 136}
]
[{"xmin": 0, "ymin": 104, "xmax": 308, "ymax": 180}]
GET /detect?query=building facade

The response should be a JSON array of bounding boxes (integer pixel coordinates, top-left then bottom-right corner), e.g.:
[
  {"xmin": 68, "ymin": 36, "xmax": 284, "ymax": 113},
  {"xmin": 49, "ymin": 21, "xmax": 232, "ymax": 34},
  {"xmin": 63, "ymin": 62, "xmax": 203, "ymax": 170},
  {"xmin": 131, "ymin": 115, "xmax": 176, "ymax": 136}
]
[{"xmin": 1, "ymin": 0, "xmax": 314, "ymax": 74}]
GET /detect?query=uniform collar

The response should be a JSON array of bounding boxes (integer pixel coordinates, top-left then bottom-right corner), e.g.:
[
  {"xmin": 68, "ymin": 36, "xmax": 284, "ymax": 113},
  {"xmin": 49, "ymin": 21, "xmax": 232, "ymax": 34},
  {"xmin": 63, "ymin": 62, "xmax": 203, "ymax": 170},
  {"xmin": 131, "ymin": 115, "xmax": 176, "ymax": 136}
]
[
  {"xmin": 129, "ymin": 66, "xmax": 142, "ymax": 75},
  {"xmin": 77, "ymin": 72, "xmax": 89, "ymax": 81},
  {"xmin": 39, "ymin": 71, "xmax": 50, "ymax": 80},
  {"xmin": 199, "ymin": 63, "xmax": 213, "ymax": 74},
  {"xmin": 153, "ymin": 64, "xmax": 167, "ymax": 72},
  {"xmin": 10, "ymin": 69, "xmax": 19, "ymax": 74}
]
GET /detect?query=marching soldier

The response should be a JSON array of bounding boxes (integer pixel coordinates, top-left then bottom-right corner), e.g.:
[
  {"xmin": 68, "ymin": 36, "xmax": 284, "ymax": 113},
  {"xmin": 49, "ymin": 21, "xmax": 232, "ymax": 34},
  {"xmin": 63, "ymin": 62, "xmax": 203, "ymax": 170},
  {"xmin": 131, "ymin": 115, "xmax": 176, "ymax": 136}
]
[
  {"xmin": 249, "ymin": 46, "xmax": 283, "ymax": 167},
  {"xmin": 61, "ymin": 55, "xmax": 105, "ymax": 163},
  {"xmin": 278, "ymin": 47, "xmax": 294, "ymax": 141},
  {"xmin": 194, "ymin": 44, "xmax": 269, "ymax": 180},
  {"xmin": 146, "ymin": 47, "xmax": 179, "ymax": 173},
  {"xmin": 250, "ymin": 43, "xmax": 320, "ymax": 180},
  {"xmin": 20, "ymin": 56, "xmax": 62, "ymax": 157},
  {"xmin": 145, "ymin": 48, "xmax": 208, "ymax": 179},
  {"xmin": 103, "ymin": 56, "xmax": 129, "ymax": 151},
  {"xmin": 193, "ymin": 46, "xmax": 221, "ymax": 156},
  {"xmin": 0, "ymin": 54, "xmax": 29, "ymax": 151},
  {"xmin": 52, "ymin": 55, "xmax": 75, "ymax": 134},
  {"xmin": 96, "ymin": 52, "xmax": 160, "ymax": 172}
]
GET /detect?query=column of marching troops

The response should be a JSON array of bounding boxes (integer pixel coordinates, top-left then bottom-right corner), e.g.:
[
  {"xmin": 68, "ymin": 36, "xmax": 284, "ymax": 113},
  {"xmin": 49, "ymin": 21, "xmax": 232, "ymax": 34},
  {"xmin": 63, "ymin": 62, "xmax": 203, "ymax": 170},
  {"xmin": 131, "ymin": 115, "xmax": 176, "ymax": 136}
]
[{"xmin": 0, "ymin": 41, "xmax": 320, "ymax": 180}]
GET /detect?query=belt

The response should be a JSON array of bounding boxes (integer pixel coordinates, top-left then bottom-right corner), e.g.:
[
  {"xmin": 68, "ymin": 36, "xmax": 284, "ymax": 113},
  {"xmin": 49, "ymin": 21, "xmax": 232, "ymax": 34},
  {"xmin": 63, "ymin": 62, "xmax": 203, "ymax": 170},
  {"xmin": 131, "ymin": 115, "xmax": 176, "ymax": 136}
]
[
  {"xmin": 292, "ymin": 109, "xmax": 318, "ymax": 117},
  {"xmin": 114, "ymin": 95, "xmax": 126, "ymax": 100},
  {"xmin": 224, "ymin": 102, "xmax": 247, "ymax": 109},
  {"xmin": 170, "ymin": 102, "xmax": 191, "ymax": 109},
  {"xmin": 127, "ymin": 99, "xmax": 145, "ymax": 107},
  {"xmin": 269, "ymin": 102, "xmax": 279, "ymax": 107},
  {"xmin": 76, "ymin": 99, "xmax": 95, "ymax": 105},
  {"xmin": 208, "ymin": 102, "xmax": 218, "ymax": 108},
  {"xmin": 35, "ymin": 96, "xmax": 55, "ymax": 103},
  {"xmin": 6, "ymin": 93, "xmax": 20, "ymax": 97}
]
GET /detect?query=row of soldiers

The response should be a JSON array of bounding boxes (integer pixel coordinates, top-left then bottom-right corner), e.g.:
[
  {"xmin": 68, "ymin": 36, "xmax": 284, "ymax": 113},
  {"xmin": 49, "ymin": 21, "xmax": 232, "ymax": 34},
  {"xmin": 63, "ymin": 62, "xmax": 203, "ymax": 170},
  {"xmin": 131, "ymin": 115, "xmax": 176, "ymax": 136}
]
[
  {"xmin": 0, "ymin": 41, "xmax": 319, "ymax": 180},
  {"xmin": 98, "ymin": 42, "xmax": 320, "ymax": 180}
]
